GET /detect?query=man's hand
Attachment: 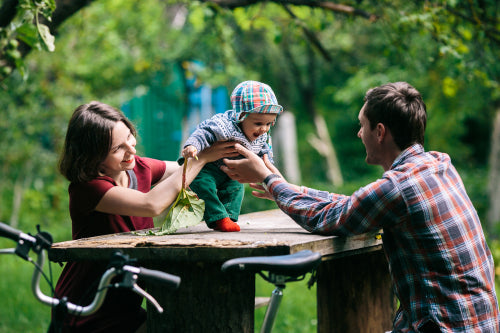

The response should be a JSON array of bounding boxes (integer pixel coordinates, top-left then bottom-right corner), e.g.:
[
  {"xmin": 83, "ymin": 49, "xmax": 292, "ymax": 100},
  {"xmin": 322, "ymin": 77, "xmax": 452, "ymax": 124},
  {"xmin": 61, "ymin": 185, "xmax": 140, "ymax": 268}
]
[
  {"xmin": 248, "ymin": 182, "xmax": 275, "ymax": 201},
  {"xmin": 221, "ymin": 144, "xmax": 283, "ymax": 183}
]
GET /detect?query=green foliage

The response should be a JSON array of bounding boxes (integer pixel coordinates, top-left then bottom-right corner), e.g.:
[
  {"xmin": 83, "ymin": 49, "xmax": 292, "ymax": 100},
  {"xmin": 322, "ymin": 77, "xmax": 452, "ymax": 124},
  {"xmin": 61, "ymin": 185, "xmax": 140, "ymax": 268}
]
[{"xmin": 0, "ymin": 0, "xmax": 55, "ymax": 80}]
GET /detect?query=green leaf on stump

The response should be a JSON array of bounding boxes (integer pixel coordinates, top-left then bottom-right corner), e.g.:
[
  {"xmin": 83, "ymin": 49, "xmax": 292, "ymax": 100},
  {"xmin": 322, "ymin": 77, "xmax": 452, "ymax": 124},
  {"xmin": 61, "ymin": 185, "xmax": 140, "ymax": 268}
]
[
  {"xmin": 136, "ymin": 159, "xmax": 205, "ymax": 236},
  {"xmin": 155, "ymin": 187, "xmax": 205, "ymax": 235}
]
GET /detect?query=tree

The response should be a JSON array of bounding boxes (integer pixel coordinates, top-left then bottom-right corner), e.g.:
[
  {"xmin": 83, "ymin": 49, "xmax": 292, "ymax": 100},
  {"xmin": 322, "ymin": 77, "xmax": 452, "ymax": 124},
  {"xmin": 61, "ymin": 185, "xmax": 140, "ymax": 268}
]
[
  {"xmin": 1, "ymin": 1, "xmax": 498, "ymax": 84},
  {"xmin": 2, "ymin": 0, "xmax": 498, "ymax": 187},
  {"xmin": 0, "ymin": 0, "xmax": 498, "ymax": 234},
  {"xmin": 0, "ymin": 0, "xmax": 376, "ymax": 83},
  {"xmin": 0, "ymin": 0, "xmax": 84, "ymax": 80}
]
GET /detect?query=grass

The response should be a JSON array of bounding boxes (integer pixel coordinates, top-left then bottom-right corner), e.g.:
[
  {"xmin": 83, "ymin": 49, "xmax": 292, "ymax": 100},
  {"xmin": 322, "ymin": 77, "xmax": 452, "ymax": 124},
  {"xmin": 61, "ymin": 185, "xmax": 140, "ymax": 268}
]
[
  {"xmin": 0, "ymin": 245, "xmax": 63, "ymax": 333},
  {"xmin": 254, "ymin": 275, "xmax": 317, "ymax": 333}
]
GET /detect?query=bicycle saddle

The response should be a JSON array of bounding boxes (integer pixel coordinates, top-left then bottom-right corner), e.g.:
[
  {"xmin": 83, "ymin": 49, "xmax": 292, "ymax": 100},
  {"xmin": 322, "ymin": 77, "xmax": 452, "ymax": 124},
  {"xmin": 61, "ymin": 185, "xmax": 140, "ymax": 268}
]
[{"xmin": 221, "ymin": 250, "xmax": 322, "ymax": 277}]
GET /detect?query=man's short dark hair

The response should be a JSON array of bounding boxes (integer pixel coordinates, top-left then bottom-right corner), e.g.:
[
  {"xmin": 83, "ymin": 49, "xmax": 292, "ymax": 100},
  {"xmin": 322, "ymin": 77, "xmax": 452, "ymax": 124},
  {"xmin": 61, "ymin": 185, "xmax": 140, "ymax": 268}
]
[{"xmin": 364, "ymin": 82, "xmax": 427, "ymax": 150}]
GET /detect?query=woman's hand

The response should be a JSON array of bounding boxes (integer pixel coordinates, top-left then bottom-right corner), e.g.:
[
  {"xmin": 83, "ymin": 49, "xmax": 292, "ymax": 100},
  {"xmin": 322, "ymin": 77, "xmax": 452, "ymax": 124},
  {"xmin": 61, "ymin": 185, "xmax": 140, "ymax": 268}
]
[{"xmin": 197, "ymin": 141, "xmax": 239, "ymax": 163}]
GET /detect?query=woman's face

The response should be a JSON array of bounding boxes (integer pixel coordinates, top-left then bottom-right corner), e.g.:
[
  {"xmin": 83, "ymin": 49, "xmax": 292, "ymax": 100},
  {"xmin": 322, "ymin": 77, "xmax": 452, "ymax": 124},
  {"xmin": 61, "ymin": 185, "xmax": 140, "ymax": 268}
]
[{"xmin": 100, "ymin": 121, "xmax": 137, "ymax": 177}]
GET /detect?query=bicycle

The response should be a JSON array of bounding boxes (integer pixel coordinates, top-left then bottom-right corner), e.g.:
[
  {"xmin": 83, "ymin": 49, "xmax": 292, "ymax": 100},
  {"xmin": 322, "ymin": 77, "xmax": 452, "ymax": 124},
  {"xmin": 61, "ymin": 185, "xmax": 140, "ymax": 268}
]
[
  {"xmin": 221, "ymin": 250, "xmax": 322, "ymax": 333},
  {"xmin": 0, "ymin": 221, "xmax": 181, "ymax": 332}
]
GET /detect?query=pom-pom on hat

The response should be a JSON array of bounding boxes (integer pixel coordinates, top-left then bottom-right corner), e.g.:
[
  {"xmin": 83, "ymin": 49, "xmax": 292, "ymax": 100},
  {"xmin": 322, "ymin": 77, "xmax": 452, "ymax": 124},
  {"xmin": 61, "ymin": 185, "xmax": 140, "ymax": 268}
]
[{"xmin": 231, "ymin": 80, "xmax": 283, "ymax": 124}]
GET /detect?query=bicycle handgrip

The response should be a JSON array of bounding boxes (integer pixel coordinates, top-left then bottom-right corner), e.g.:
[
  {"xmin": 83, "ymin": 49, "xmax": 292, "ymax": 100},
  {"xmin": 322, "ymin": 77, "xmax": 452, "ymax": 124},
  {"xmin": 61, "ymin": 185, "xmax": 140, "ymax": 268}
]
[
  {"xmin": 0, "ymin": 222, "xmax": 23, "ymax": 242},
  {"xmin": 137, "ymin": 267, "xmax": 181, "ymax": 289}
]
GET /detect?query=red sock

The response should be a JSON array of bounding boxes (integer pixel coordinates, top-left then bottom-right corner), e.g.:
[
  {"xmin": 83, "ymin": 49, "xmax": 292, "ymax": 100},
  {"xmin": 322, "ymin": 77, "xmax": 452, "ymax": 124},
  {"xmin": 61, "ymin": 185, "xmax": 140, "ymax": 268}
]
[{"xmin": 214, "ymin": 217, "xmax": 240, "ymax": 232}]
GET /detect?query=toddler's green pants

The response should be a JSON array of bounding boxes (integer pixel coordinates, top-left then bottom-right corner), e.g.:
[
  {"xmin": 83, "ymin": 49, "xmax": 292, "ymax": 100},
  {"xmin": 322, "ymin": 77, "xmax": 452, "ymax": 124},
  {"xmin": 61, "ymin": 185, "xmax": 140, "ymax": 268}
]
[{"xmin": 189, "ymin": 163, "xmax": 244, "ymax": 227}]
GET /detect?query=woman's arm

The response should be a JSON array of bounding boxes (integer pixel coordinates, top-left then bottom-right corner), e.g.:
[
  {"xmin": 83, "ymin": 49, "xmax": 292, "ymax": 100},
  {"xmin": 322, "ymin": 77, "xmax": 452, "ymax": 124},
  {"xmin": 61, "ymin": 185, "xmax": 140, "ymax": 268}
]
[
  {"xmin": 96, "ymin": 141, "xmax": 238, "ymax": 217},
  {"xmin": 155, "ymin": 160, "xmax": 182, "ymax": 184}
]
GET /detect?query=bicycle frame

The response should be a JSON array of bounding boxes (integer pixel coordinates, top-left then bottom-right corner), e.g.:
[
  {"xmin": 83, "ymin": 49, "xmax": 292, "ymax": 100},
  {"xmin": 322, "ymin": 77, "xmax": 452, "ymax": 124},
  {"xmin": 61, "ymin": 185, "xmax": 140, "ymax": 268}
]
[{"xmin": 260, "ymin": 274, "xmax": 286, "ymax": 333}]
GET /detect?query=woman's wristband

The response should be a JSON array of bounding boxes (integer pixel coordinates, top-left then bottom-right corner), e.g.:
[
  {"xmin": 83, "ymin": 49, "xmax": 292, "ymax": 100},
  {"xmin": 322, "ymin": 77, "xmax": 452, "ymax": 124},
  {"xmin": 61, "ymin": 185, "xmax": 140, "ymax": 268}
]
[{"xmin": 262, "ymin": 174, "xmax": 281, "ymax": 192}]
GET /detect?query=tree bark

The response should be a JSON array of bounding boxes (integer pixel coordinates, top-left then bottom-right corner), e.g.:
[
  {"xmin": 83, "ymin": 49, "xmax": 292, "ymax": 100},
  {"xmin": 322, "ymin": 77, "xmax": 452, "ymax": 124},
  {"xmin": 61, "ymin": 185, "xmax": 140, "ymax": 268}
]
[
  {"xmin": 317, "ymin": 250, "xmax": 396, "ymax": 332},
  {"xmin": 487, "ymin": 109, "xmax": 500, "ymax": 235},
  {"xmin": 0, "ymin": 0, "xmax": 19, "ymax": 28},
  {"xmin": 203, "ymin": 0, "xmax": 377, "ymax": 20},
  {"xmin": 146, "ymin": 260, "xmax": 255, "ymax": 333},
  {"xmin": 273, "ymin": 111, "xmax": 301, "ymax": 183},
  {"xmin": 308, "ymin": 114, "xmax": 344, "ymax": 187},
  {"xmin": 283, "ymin": 41, "xmax": 344, "ymax": 187},
  {"xmin": 9, "ymin": 162, "xmax": 32, "ymax": 228}
]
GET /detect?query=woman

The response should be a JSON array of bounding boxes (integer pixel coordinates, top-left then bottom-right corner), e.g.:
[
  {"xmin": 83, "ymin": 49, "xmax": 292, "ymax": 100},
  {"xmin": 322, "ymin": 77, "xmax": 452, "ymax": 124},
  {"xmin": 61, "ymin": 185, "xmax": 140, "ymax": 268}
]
[{"xmin": 49, "ymin": 101, "xmax": 237, "ymax": 333}]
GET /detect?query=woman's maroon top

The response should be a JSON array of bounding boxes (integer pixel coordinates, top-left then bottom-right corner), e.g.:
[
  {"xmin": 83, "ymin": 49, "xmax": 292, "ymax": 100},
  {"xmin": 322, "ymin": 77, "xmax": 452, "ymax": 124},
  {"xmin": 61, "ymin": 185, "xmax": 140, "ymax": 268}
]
[{"xmin": 51, "ymin": 156, "xmax": 166, "ymax": 333}]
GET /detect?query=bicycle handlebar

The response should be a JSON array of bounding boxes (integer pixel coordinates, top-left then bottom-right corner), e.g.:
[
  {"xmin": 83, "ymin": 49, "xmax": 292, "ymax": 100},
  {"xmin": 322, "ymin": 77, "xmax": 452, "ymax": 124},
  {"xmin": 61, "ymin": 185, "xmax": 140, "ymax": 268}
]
[
  {"xmin": 134, "ymin": 266, "xmax": 181, "ymax": 289},
  {"xmin": 0, "ymin": 221, "xmax": 180, "ymax": 315},
  {"xmin": 0, "ymin": 221, "xmax": 37, "ymax": 244}
]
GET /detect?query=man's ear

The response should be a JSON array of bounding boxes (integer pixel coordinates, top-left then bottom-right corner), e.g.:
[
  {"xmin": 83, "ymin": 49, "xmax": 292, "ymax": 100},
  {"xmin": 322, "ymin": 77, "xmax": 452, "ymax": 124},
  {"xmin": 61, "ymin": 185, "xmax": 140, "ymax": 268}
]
[{"xmin": 376, "ymin": 123, "xmax": 386, "ymax": 143}]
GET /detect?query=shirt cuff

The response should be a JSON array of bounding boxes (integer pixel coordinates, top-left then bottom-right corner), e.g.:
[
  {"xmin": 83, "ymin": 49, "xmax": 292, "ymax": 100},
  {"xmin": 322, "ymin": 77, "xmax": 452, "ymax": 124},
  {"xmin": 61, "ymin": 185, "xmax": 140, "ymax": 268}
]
[{"xmin": 262, "ymin": 174, "xmax": 282, "ymax": 192}]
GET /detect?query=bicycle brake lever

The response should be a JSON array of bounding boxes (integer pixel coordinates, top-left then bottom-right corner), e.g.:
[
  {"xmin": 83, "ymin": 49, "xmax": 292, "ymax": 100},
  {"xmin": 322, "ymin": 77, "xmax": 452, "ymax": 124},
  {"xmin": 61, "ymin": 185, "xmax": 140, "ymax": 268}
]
[
  {"xmin": 114, "ymin": 270, "xmax": 164, "ymax": 314},
  {"xmin": 131, "ymin": 284, "xmax": 164, "ymax": 314}
]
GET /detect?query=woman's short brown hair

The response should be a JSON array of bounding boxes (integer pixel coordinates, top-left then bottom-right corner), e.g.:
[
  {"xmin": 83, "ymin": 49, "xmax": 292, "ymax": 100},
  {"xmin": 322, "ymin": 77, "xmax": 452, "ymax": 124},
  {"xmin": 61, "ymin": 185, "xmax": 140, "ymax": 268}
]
[{"xmin": 59, "ymin": 101, "xmax": 137, "ymax": 183}]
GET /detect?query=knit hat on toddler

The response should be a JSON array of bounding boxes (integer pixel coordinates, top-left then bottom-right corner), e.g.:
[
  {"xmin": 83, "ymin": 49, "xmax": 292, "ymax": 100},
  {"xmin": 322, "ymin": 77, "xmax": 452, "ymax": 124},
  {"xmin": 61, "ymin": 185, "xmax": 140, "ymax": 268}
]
[{"xmin": 230, "ymin": 80, "xmax": 283, "ymax": 125}]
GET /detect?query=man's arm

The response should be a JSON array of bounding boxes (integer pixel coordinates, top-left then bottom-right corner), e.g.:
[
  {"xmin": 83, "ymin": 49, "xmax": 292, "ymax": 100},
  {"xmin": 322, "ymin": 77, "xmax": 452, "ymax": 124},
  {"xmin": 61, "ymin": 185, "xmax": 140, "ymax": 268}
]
[
  {"xmin": 222, "ymin": 145, "xmax": 349, "ymax": 234},
  {"xmin": 222, "ymin": 144, "xmax": 395, "ymax": 235}
]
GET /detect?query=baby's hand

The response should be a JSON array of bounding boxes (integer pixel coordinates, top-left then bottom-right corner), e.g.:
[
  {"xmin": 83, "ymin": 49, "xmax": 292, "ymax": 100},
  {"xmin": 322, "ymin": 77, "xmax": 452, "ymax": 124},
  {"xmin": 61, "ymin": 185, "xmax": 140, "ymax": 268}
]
[{"xmin": 182, "ymin": 146, "xmax": 198, "ymax": 159}]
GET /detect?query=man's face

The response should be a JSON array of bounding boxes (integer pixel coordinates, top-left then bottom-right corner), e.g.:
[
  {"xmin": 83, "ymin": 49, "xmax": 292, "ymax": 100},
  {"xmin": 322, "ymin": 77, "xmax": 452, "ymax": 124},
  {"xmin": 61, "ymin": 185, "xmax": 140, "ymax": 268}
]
[{"xmin": 357, "ymin": 105, "xmax": 382, "ymax": 166}]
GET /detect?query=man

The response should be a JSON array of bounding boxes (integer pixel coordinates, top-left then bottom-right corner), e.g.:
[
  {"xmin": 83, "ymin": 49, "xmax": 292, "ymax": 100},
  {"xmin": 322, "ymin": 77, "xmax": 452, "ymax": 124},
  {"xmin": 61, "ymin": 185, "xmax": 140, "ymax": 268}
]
[{"xmin": 221, "ymin": 82, "xmax": 499, "ymax": 332}]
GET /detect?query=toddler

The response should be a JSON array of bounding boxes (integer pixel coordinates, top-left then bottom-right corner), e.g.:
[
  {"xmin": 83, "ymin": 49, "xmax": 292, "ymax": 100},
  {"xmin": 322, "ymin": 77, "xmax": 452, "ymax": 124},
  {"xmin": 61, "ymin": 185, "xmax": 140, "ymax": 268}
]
[{"xmin": 181, "ymin": 80, "xmax": 283, "ymax": 232}]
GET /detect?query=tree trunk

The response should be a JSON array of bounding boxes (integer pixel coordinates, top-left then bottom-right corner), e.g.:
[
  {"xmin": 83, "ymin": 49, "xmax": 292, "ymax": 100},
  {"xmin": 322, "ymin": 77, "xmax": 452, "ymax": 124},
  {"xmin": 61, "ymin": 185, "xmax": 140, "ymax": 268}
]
[
  {"xmin": 487, "ymin": 109, "xmax": 500, "ymax": 236},
  {"xmin": 146, "ymin": 260, "xmax": 255, "ymax": 333},
  {"xmin": 273, "ymin": 111, "xmax": 301, "ymax": 183},
  {"xmin": 9, "ymin": 162, "xmax": 32, "ymax": 228},
  {"xmin": 282, "ymin": 41, "xmax": 343, "ymax": 188},
  {"xmin": 308, "ymin": 114, "xmax": 344, "ymax": 187},
  {"xmin": 317, "ymin": 250, "xmax": 396, "ymax": 332}
]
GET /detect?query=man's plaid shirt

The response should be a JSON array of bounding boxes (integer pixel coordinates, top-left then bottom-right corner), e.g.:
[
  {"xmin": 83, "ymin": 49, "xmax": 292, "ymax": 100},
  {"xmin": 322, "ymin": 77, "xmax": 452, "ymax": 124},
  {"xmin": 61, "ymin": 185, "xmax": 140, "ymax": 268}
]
[{"xmin": 266, "ymin": 144, "xmax": 499, "ymax": 332}]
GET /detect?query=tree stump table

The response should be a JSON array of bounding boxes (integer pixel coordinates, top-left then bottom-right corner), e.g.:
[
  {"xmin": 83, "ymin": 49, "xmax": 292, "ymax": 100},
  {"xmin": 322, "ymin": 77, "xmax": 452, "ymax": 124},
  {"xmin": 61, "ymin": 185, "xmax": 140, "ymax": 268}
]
[{"xmin": 49, "ymin": 209, "xmax": 396, "ymax": 333}]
